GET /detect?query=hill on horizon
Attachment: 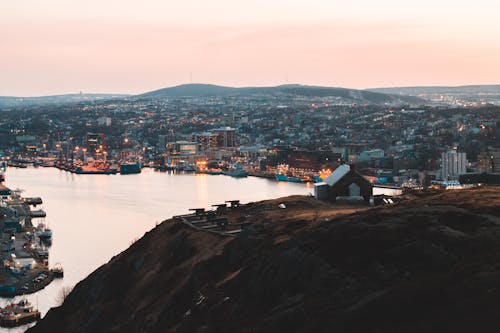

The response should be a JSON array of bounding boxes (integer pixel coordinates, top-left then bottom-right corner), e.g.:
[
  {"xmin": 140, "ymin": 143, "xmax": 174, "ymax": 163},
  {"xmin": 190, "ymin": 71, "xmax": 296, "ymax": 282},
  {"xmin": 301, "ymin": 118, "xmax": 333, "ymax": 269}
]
[
  {"xmin": 0, "ymin": 93, "xmax": 130, "ymax": 108},
  {"xmin": 137, "ymin": 83, "xmax": 423, "ymax": 105},
  {"xmin": 368, "ymin": 84, "xmax": 500, "ymax": 96}
]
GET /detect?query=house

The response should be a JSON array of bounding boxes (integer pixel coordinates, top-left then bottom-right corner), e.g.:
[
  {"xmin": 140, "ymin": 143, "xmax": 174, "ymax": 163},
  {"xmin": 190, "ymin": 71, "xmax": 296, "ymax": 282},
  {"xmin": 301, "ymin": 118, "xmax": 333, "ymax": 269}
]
[{"xmin": 314, "ymin": 164, "xmax": 373, "ymax": 202}]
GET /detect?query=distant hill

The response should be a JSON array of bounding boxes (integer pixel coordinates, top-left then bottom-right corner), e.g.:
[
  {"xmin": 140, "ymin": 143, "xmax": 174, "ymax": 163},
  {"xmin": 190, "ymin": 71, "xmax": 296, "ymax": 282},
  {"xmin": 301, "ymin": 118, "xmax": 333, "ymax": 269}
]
[
  {"xmin": 138, "ymin": 83, "xmax": 424, "ymax": 105},
  {"xmin": 0, "ymin": 93, "xmax": 130, "ymax": 108},
  {"xmin": 0, "ymin": 84, "xmax": 427, "ymax": 108},
  {"xmin": 368, "ymin": 85, "xmax": 500, "ymax": 96}
]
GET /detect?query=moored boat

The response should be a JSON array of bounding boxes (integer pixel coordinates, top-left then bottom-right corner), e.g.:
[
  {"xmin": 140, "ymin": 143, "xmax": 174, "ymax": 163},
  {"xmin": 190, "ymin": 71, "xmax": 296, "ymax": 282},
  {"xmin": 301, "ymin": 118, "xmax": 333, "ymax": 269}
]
[
  {"xmin": 223, "ymin": 165, "xmax": 248, "ymax": 178},
  {"xmin": 120, "ymin": 162, "xmax": 142, "ymax": 175},
  {"xmin": 50, "ymin": 263, "xmax": 64, "ymax": 278},
  {"xmin": 275, "ymin": 173, "xmax": 304, "ymax": 183}
]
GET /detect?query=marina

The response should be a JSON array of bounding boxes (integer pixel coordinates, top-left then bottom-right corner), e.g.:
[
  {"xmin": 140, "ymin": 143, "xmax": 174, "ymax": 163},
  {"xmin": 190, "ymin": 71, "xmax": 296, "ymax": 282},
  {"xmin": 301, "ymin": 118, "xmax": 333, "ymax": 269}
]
[{"xmin": 0, "ymin": 183, "xmax": 56, "ymax": 301}]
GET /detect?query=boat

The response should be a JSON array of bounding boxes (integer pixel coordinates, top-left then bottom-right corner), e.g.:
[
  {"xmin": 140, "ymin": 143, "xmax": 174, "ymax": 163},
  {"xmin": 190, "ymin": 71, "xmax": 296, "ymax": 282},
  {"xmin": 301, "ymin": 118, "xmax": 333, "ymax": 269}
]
[
  {"xmin": 0, "ymin": 299, "xmax": 41, "ymax": 327},
  {"xmin": 50, "ymin": 263, "xmax": 64, "ymax": 278},
  {"xmin": 35, "ymin": 223, "xmax": 52, "ymax": 242},
  {"xmin": 223, "ymin": 165, "xmax": 248, "ymax": 178},
  {"xmin": 183, "ymin": 164, "xmax": 196, "ymax": 172},
  {"xmin": 39, "ymin": 228, "xmax": 52, "ymax": 240},
  {"xmin": 275, "ymin": 163, "xmax": 305, "ymax": 183},
  {"xmin": 206, "ymin": 169, "xmax": 223, "ymax": 175},
  {"xmin": 120, "ymin": 162, "xmax": 142, "ymax": 175},
  {"xmin": 75, "ymin": 160, "xmax": 117, "ymax": 175},
  {"xmin": 275, "ymin": 174, "xmax": 304, "ymax": 183},
  {"xmin": 75, "ymin": 166, "xmax": 117, "ymax": 175},
  {"xmin": 313, "ymin": 176, "xmax": 323, "ymax": 183}
]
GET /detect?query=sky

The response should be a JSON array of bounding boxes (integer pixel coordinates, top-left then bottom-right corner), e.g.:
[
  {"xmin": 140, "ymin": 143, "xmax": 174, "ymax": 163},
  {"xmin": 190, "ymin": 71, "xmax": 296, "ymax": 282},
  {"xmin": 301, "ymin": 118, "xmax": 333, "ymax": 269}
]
[{"xmin": 1, "ymin": 0, "xmax": 500, "ymax": 96}]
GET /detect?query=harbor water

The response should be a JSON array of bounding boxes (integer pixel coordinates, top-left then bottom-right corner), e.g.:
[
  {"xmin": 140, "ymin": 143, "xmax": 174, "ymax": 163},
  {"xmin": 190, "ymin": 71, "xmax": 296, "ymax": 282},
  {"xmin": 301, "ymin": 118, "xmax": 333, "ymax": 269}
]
[{"xmin": 0, "ymin": 167, "xmax": 310, "ymax": 332}]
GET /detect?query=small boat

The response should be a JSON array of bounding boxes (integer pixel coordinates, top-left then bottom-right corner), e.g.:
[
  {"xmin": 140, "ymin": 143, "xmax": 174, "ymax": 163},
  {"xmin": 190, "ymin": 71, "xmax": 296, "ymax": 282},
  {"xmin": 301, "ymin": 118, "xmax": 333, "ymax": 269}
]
[
  {"xmin": 40, "ymin": 229, "xmax": 52, "ymax": 240},
  {"xmin": 50, "ymin": 263, "xmax": 64, "ymax": 278},
  {"xmin": 183, "ymin": 164, "xmax": 196, "ymax": 172},
  {"xmin": 36, "ymin": 227, "xmax": 52, "ymax": 241},
  {"xmin": 0, "ymin": 299, "xmax": 41, "ymax": 327}
]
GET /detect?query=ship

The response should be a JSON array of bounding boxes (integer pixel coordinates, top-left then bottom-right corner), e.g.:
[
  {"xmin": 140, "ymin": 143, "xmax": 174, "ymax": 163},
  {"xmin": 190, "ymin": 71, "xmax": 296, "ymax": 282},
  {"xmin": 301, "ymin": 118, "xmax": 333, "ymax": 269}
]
[
  {"xmin": 275, "ymin": 174, "xmax": 304, "ymax": 183},
  {"xmin": 275, "ymin": 163, "xmax": 305, "ymax": 183},
  {"xmin": 75, "ymin": 160, "xmax": 118, "ymax": 175},
  {"xmin": 223, "ymin": 165, "xmax": 248, "ymax": 178},
  {"xmin": 120, "ymin": 162, "xmax": 142, "ymax": 175}
]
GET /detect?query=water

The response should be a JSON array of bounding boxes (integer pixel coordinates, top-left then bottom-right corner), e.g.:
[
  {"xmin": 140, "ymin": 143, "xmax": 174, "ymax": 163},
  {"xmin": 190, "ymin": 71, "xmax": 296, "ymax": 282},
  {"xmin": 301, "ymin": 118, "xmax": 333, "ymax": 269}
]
[{"xmin": 0, "ymin": 167, "xmax": 310, "ymax": 332}]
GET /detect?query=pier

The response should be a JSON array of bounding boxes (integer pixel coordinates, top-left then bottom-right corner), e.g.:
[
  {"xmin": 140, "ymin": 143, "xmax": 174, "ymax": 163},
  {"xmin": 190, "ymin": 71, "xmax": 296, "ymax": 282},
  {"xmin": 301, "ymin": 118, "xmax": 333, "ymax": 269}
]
[{"xmin": 23, "ymin": 197, "xmax": 43, "ymax": 206}]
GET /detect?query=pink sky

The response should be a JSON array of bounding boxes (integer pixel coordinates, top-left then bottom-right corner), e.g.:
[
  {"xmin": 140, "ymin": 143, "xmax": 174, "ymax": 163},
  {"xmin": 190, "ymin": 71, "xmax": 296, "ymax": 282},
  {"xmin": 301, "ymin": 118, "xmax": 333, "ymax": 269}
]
[{"xmin": 1, "ymin": 0, "xmax": 499, "ymax": 96}]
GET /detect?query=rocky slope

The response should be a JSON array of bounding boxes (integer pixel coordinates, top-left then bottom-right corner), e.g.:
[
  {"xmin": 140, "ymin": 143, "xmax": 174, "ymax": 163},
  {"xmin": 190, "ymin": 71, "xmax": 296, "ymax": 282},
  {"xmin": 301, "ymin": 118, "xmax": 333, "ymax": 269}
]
[{"xmin": 28, "ymin": 187, "xmax": 500, "ymax": 333}]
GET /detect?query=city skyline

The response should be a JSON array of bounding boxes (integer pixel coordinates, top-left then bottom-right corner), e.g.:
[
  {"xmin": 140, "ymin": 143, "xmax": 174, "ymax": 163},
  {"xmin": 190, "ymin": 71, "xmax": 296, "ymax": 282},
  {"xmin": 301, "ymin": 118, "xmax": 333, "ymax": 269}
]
[{"xmin": 2, "ymin": 0, "xmax": 500, "ymax": 96}]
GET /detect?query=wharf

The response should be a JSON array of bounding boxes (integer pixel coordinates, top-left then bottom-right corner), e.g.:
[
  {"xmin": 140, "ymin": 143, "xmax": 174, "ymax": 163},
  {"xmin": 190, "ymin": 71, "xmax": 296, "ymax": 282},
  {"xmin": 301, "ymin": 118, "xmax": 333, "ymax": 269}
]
[
  {"xmin": 30, "ymin": 210, "xmax": 46, "ymax": 218},
  {"xmin": 23, "ymin": 197, "xmax": 43, "ymax": 206}
]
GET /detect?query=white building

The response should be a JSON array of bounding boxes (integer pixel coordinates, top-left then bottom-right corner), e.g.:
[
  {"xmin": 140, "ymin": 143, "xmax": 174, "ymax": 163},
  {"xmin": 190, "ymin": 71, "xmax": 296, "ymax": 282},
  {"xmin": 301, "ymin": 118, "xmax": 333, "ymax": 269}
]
[
  {"xmin": 97, "ymin": 117, "xmax": 112, "ymax": 127},
  {"xmin": 441, "ymin": 150, "xmax": 467, "ymax": 180},
  {"xmin": 359, "ymin": 149, "xmax": 385, "ymax": 162}
]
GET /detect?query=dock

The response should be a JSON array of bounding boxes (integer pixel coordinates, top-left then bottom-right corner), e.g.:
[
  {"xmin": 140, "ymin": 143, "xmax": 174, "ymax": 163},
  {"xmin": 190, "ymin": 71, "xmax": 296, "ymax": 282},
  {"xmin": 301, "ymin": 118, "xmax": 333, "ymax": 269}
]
[
  {"xmin": 30, "ymin": 209, "xmax": 46, "ymax": 218},
  {"xmin": 23, "ymin": 197, "xmax": 43, "ymax": 206}
]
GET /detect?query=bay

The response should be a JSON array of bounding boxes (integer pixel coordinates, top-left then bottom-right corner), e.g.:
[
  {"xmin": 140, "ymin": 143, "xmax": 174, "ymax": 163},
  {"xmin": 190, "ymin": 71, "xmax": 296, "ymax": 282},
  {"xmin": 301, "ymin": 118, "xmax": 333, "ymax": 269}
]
[{"xmin": 0, "ymin": 167, "xmax": 310, "ymax": 332}]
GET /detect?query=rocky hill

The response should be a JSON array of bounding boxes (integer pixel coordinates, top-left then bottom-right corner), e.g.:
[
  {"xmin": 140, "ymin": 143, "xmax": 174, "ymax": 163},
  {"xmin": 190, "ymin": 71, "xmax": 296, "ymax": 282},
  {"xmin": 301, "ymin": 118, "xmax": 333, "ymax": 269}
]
[{"xmin": 28, "ymin": 187, "xmax": 500, "ymax": 333}]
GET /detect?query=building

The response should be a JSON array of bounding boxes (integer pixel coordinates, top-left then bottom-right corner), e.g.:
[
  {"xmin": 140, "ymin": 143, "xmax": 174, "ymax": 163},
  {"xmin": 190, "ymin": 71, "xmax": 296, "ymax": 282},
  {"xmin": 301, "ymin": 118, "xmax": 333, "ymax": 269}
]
[
  {"xmin": 477, "ymin": 151, "xmax": 500, "ymax": 173},
  {"xmin": 359, "ymin": 149, "xmax": 385, "ymax": 162},
  {"xmin": 441, "ymin": 150, "xmax": 467, "ymax": 180},
  {"xmin": 169, "ymin": 141, "xmax": 198, "ymax": 156},
  {"xmin": 315, "ymin": 164, "xmax": 373, "ymax": 202},
  {"xmin": 97, "ymin": 117, "xmax": 112, "ymax": 127},
  {"xmin": 274, "ymin": 147, "xmax": 340, "ymax": 171},
  {"xmin": 85, "ymin": 133, "xmax": 105, "ymax": 153},
  {"xmin": 195, "ymin": 132, "xmax": 219, "ymax": 151},
  {"xmin": 157, "ymin": 135, "xmax": 168, "ymax": 152},
  {"xmin": 459, "ymin": 172, "xmax": 500, "ymax": 185},
  {"xmin": 213, "ymin": 127, "xmax": 236, "ymax": 148}
]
